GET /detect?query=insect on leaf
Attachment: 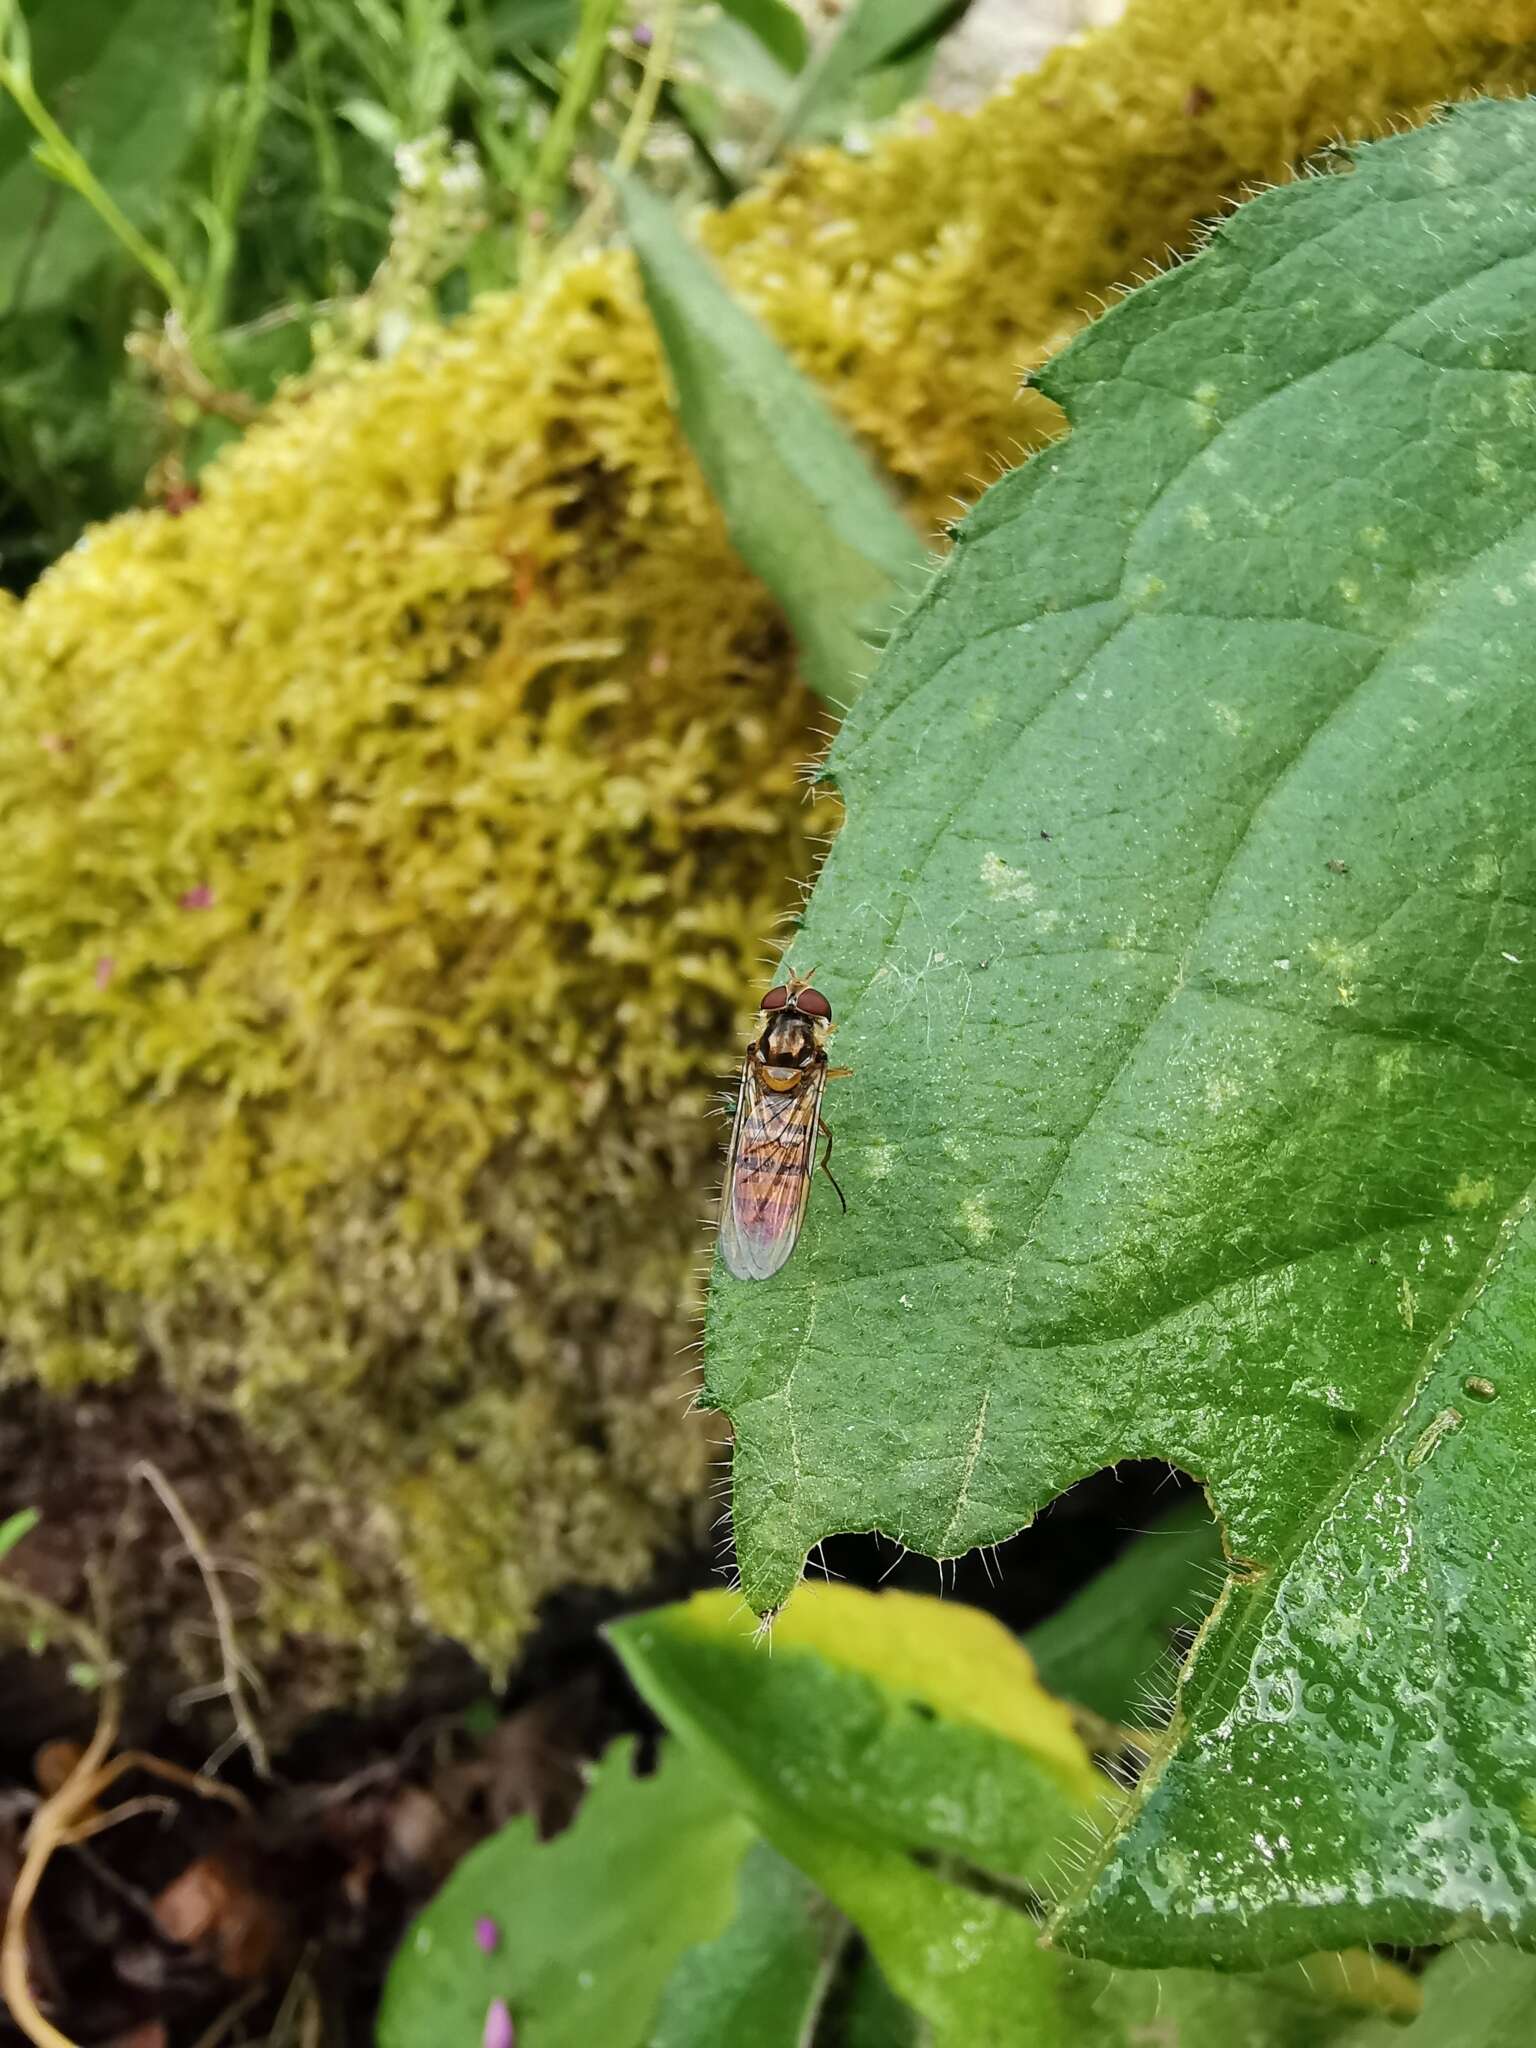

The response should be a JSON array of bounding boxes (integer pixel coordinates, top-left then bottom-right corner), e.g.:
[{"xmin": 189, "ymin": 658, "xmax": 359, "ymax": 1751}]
[{"xmin": 704, "ymin": 100, "xmax": 1536, "ymax": 1965}]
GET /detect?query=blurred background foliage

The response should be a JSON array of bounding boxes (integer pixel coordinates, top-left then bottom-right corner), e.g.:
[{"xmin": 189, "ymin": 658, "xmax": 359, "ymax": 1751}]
[
  {"xmin": 5, "ymin": 0, "xmax": 1536, "ymax": 1720},
  {"xmin": 0, "ymin": 0, "xmax": 974, "ymax": 589}
]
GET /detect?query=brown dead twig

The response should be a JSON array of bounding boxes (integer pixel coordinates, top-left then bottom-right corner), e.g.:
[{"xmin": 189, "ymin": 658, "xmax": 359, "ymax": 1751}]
[
  {"xmin": 189, "ymin": 1982, "xmax": 267, "ymax": 2048},
  {"xmin": 131, "ymin": 1460, "xmax": 270, "ymax": 1780},
  {"xmin": 0, "ymin": 1602, "xmax": 252, "ymax": 2047},
  {"xmin": 0, "ymin": 1462, "xmax": 271, "ymax": 2047},
  {"xmin": 125, "ymin": 313, "xmax": 260, "ymax": 426}
]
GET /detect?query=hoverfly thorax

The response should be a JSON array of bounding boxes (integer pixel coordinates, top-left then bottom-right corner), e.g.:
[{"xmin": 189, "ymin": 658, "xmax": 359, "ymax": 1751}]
[{"xmin": 718, "ymin": 976, "xmax": 849, "ymax": 1281}]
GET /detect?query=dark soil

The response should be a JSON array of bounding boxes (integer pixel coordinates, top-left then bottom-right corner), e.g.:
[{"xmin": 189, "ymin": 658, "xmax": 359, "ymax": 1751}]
[{"xmin": 1, "ymin": 1394, "xmax": 1198, "ymax": 2048}]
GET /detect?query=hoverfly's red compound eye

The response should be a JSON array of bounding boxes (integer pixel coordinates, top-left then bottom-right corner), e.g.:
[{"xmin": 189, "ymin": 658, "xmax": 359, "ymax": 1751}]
[
  {"xmin": 759, "ymin": 985, "xmax": 790, "ymax": 1012},
  {"xmin": 795, "ymin": 987, "xmax": 832, "ymax": 1021}
]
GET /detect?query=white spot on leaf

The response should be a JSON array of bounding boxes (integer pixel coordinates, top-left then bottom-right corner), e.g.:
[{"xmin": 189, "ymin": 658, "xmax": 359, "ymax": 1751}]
[{"xmin": 980, "ymin": 852, "xmax": 1036, "ymax": 905}]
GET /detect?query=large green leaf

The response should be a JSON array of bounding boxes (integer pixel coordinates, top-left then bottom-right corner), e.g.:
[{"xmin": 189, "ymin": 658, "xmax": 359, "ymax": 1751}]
[
  {"xmin": 619, "ymin": 173, "xmax": 921, "ymax": 710},
  {"xmin": 612, "ymin": 1585, "xmax": 1100, "ymax": 2046},
  {"xmin": 1061, "ymin": 1195, "xmax": 1536, "ymax": 1964},
  {"xmin": 375, "ymin": 1739, "xmax": 754, "ymax": 2048},
  {"xmin": 612, "ymin": 1584, "xmax": 1103, "ymax": 1884},
  {"xmin": 650, "ymin": 1842, "xmax": 845, "ymax": 2048},
  {"xmin": 705, "ymin": 98, "xmax": 1536, "ymax": 1965},
  {"xmin": 610, "ymin": 1586, "xmax": 1437, "ymax": 2047},
  {"xmin": 0, "ymin": 0, "xmax": 219, "ymax": 309}
]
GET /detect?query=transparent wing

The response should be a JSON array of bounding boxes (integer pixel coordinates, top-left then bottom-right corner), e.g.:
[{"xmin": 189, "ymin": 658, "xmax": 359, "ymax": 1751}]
[{"xmin": 718, "ymin": 1060, "xmax": 825, "ymax": 1281}]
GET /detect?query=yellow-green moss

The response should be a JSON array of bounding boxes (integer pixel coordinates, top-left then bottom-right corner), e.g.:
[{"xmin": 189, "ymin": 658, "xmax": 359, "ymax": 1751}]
[{"xmin": 2, "ymin": 0, "xmax": 1534, "ymax": 1684}]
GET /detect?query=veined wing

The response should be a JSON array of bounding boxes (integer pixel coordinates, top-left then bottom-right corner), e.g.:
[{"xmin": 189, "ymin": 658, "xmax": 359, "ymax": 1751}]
[{"xmin": 718, "ymin": 1059, "xmax": 825, "ymax": 1281}]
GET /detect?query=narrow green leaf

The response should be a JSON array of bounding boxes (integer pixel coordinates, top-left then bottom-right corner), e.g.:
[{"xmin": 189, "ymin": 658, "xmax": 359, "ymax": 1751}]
[
  {"xmin": 786, "ymin": 1829, "xmax": 1062, "ymax": 2048},
  {"xmin": 0, "ymin": 0, "xmax": 219, "ymax": 309},
  {"xmin": 336, "ymin": 96, "xmax": 401, "ymax": 154},
  {"xmin": 376, "ymin": 1739, "xmax": 754, "ymax": 2048},
  {"xmin": 650, "ymin": 1841, "xmax": 845, "ymax": 2048},
  {"xmin": 705, "ymin": 98, "xmax": 1536, "ymax": 1965},
  {"xmin": 717, "ymin": 0, "xmax": 810, "ymax": 75},
  {"xmin": 1024, "ymin": 1495, "xmax": 1223, "ymax": 1727},
  {"xmin": 670, "ymin": 12, "xmax": 799, "ymax": 159},
  {"xmin": 779, "ymin": 0, "xmax": 965, "ymax": 146},
  {"xmin": 0, "ymin": 1505, "xmax": 39, "ymax": 1563},
  {"xmin": 488, "ymin": 0, "xmax": 579, "ymax": 48},
  {"xmin": 618, "ymin": 173, "xmax": 921, "ymax": 711}
]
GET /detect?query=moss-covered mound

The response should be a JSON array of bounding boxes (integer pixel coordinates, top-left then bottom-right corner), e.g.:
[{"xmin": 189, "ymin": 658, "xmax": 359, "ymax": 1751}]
[{"xmin": 2, "ymin": 0, "xmax": 1534, "ymax": 1694}]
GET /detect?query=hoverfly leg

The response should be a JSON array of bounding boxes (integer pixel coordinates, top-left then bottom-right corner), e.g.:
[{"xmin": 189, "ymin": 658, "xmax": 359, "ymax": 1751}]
[
  {"xmin": 817, "ymin": 1118, "xmax": 848, "ymax": 1214},
  {"xmin": 824, "ymin": 1065, "xmax": 854, "ymax": 1080}
]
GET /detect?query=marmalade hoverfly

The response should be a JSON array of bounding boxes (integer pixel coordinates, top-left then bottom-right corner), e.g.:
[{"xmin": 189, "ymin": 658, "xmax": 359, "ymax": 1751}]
[{"xmin": 718, "ymin": 976, "xmax": 851, "ymax": 1281}]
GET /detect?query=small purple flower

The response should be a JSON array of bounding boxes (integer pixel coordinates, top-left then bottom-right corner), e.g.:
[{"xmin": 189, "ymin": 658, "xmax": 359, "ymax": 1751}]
[
  {"xmin": 474, "ymin": 1915, "xmax": 501, "ymax": 1956},
  {"xmin": 179, "ymin": 884, "xmax": 215, "ymax": 911},
  {"xmin": 633, "ymin": 21, "xmax": 653, "ymax": 46},
  {"xmin": 483, "ymin": 1997, "xmax": 515, "ymax": 2048},
  {"xmin": 94, "ymin": 956, "xmax": 115, "ymax": 990}
]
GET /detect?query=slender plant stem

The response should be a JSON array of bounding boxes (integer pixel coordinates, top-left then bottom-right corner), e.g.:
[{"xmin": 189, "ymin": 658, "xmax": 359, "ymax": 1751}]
[
  {"xmin": 569, "ymin": 0, "xmax": 681, "ymax": 249},
  {"xmin": 198, "ymin": 0, "xmax": 276, "ymax": 339},
  {"xmin": 403, "ymin": 0, "xmax": 455, "ymax": 130},
  {"xmin": 0, "ymin": 31, "xmax": 192, "ymax": 320},
  {"xmin": 460, "ymin": 0, "xmax": 494, "ymax": 71},
  {"xmin": 612, "ymin": 0, "xmax": 680, "ymax": 178},
  {"xmin": 521, "ymin": 0, "xmax": 621, "ymax": 269},
  {"xmin": 290, "ymin": 4, "xmax": 348, "ymax": 291},
  {"xmin": 134, "ymin": 1458, "xmax": 270, "ymax": 1778}
]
